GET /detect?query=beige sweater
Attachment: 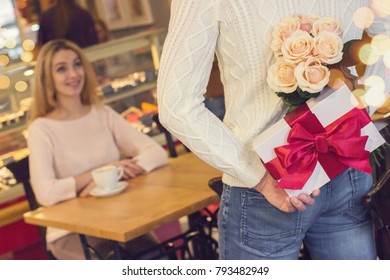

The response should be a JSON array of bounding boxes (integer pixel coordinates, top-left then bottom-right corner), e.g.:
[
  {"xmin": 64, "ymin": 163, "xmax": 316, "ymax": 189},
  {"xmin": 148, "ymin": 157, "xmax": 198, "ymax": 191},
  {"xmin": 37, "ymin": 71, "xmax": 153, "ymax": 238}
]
[
  {"xmin": 158, "ymin": 0, "xmax": 390, "ymax": 188},
  {"xmin": 28, "ymin": 105, "xmax": 168, "ymax": 243}
]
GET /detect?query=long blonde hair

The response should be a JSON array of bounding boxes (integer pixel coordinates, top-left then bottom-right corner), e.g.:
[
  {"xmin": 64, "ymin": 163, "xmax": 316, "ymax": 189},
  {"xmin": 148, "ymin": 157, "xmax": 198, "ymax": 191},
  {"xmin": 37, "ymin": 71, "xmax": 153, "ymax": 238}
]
[{"xmin": 30, "ymin": 39, "xmax": 100, "ymax": 121}]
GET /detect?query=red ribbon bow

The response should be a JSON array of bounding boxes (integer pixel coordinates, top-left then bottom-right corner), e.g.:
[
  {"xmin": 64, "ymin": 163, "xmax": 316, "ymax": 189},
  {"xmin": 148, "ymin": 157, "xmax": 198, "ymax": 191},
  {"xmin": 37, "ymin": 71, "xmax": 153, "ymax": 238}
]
[{"xmin": 273, "ymin": 117, "xmax": 371, "ymax": 190}]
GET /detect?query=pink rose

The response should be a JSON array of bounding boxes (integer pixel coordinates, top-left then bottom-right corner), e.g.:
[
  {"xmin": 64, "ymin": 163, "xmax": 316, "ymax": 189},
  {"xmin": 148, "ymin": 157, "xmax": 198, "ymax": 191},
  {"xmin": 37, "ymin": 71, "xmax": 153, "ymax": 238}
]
[
  {"xmin": 312, "ymin": 17, "xmax": 343, "ymax": 37},
  {"xmin": 295, "ymin": 57, "xmax": 330, "ymax": 93},
  {"xmin": 271, "ymin": 16, "xmax": 300, "ymax": 55},
  {"xmin": 281, "ymin": 30, "xmax": 314, "ymax": 64},
  {"xmin": 297, "ymin": 14, "xmax": 320, "ymax": 33},
  {"xmin": 267, "ymin": 59, "xmax": 298, "ymax": 93},
  {"xmin": 313, "ymin": 31, "xmax": 343, "ymax": 64}
]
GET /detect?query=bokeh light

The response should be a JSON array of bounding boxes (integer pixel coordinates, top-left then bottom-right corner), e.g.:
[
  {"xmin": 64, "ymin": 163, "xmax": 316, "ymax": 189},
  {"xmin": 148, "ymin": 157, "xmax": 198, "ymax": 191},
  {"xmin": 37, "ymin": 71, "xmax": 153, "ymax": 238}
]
[
  {"xmin": 364, "ymin": 88, "xmax": 388, "ymax": 108},
  {"xmin": 353, "ymin": 7, "xmax": 374, "ymax": 29},
  {"xmin": 22, "ymin": 39, "xmax": 35, "ymax": 51},
  {"xmin": 352, "ymin": 88, "xmax": 367, "ymax": 109},
  {"xmin": 20, "ymin": 51, "xmax": 33, "ymax": 62},
  {"xmin": 0, "ymin": 55, "xmax": 10, "ymax": 67},
  {"xmin": 371, "ymin": 34, "xmax": 390, "ymax": 56},
  {"xmin": 363, "ymin": 75, "xmax": 387, "ymax": 108},
  {"xmin": 384, "ymin": 50, "xmax": 390, "ymax": 68},
  {"xmin": 0, "ymin": 38, "xmax": 5, "ymax": 48},
  {"xmin": 0, "ymin": 75, "xmax": 11, "ymax": 90},
  {"xmin": 365, "ymin": 75, "xmax": 385, "ymax": 92},
  {"xmin": 353, "ymin": 88, "xmax": 367, "ymax": 98},
  {"xmin": 371, "ymin": 0, "xmax": 390, "ymax": 17},
  {"xmin": 359, "ymin": 44, "xmax": 380, "ymax": 65},
  {"xmin": 23, "ymin": 69, "xmax": 34, "ymax": 76},
  {"xmin": 15, "ymin": 81, "xmax": 28, "ymax": 92},
  {"xmin": 5, "ymin": 38, "xmax": 17, "ymax": 49}
]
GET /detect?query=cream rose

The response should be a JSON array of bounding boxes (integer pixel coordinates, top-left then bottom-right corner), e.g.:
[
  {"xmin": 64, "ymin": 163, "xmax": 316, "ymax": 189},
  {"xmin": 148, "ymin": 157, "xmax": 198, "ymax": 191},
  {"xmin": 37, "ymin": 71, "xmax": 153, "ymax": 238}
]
[
  {"xmin": 312, "ymin": 17, "xmax": 343, "ymax": 37},
  {"xmin": 267, "ymin": 59, "xmax": 298, "ymax": 93},
  {"xmin": 271, "ymin": 16, "xmax": 300, "ymax": 55},
  {"xmin": 313, "ymin": 31, "xmax": 343, "ymax": 64},
  {"xmin": 281, "ymin": 30, "xmax": 314, "ymax": 64},
  {"xmin": 295, "ymin": 57, "xmax": 330, "ymax": 93},
  {"xmin": 297, "ymin": 14, "xmax": 320, "ymax": 33}
]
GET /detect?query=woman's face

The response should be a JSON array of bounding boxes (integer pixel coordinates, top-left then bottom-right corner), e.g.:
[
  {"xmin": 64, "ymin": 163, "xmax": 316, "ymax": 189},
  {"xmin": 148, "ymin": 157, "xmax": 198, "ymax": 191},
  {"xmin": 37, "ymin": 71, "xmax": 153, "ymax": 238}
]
[{"xmin": 51, "ymin": 49, "xmax": 85, "ymax": 100}]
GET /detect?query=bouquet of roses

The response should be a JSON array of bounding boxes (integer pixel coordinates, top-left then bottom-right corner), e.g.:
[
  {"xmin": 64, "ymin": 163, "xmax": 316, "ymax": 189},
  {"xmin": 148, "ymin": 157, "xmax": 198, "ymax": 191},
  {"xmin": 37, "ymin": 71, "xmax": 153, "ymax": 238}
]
[{"xmin": 267, "ymin": 14, "xmax": 345, "ymax": 107}]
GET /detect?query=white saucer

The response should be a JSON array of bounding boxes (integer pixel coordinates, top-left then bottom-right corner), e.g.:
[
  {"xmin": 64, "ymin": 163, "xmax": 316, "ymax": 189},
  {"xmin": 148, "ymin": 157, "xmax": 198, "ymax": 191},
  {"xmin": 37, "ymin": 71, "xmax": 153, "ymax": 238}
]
[{"xmin": 90, "ymin": 181, "xmax": 128, "ymax": 197}]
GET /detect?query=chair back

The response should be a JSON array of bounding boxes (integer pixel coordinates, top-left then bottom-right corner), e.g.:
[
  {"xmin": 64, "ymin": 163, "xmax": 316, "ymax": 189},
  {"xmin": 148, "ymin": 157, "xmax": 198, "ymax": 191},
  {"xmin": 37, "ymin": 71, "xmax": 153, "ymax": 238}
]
[
  {"xmin": 6, "ymin": 156, "xmax": 55, "ymax": 259},
  {"xmin": 153, "ymin": 114, "xmax": 178, "ymax": 157},
  {"xmin": 6, "ymin": 157, "xmax": 39, "ymax": 210},
  {"xmin": 207, "ymin": 177, "xmax": 223, "ymax": 197}
]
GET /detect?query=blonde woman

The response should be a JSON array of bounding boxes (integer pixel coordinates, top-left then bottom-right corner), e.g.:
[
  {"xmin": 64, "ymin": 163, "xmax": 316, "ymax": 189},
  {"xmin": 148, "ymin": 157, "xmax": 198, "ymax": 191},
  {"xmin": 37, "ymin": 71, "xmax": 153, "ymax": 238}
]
[{"xmin": 28, "ymin": 39, "xmax": 168, "ymax": 259}]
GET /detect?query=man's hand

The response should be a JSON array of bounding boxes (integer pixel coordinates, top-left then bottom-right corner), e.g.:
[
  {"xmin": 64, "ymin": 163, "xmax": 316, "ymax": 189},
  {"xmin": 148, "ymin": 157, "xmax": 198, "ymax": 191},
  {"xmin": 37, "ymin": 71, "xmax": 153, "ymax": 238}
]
[{"xmin": 253, "ymin": 172, "xmax": 320, "ymax": 213}]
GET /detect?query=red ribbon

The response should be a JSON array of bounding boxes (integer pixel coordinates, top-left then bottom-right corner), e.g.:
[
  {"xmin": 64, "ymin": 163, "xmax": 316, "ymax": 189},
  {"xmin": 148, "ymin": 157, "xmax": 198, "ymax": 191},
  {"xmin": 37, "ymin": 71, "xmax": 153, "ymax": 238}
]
[{"xmin": 265, "ymin": 105, "xmax": 372, "ymax": 190}]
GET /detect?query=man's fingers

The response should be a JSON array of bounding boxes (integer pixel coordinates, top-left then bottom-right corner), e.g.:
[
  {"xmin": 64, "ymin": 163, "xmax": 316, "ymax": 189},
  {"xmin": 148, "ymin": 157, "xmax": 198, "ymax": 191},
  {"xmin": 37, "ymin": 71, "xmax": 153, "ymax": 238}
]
[
  {"xmin": 290, "ymin": 196, "xmax": 307, "ymax": 212},
  {"xmin": 298, "ymin": 193, "xmax": 316, "ymax": 206}
]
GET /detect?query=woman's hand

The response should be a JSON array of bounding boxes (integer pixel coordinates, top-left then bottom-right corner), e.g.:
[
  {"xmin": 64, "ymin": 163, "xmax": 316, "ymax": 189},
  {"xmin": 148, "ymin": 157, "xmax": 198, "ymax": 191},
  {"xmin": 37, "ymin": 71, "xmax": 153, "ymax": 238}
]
[
  {"xmin": 253, "ymin": 172, "xmax": 320, "ymax": 213},
  {"xmin": 111, "ymin": 158, "xmax": 145, "ymax": 179},
  {"xmin": 79, "ymin": 181, "xmax": 96, "ymax": 197}
]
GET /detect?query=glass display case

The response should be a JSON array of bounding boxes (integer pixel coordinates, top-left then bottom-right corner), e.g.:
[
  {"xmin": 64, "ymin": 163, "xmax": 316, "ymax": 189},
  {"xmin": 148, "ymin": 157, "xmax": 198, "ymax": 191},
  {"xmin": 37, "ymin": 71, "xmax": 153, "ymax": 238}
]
[{"xmin": 0, "ymin": 27, "xmax": 167, "ymax": 164}]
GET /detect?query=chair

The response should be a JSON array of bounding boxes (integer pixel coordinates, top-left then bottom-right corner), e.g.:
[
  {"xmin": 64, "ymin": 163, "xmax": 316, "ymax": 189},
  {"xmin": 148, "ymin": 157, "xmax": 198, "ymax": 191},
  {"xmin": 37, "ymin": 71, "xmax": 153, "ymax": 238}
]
[
  {"xmin": 6, "ymin": 156, "xmax": 56, "ymax": 260},
  {"xmin": 152, "ymin": 114, "xmax": 191, "ymax": 158},
  {"xmin": 128, "ymin": 193, "xmax": 219, "ymax": 260},
  {"xmin": 6, "ymin": 156, "xmax": 104, "ymax": 260},
  {"xmin": 201, "ymin": 177, "xmax": 222, "ymax": 236}
]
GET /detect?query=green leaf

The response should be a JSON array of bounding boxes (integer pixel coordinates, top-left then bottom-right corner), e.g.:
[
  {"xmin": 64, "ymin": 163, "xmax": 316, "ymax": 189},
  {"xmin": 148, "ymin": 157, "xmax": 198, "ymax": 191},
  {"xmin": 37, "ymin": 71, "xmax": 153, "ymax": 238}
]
[
  {"xmin": 297, "ymin": 88, "xmax": 320, "ymax": 99},
  {"xmin": 279, "ymin": 90, "xmax": 307, "ymax": 106}
]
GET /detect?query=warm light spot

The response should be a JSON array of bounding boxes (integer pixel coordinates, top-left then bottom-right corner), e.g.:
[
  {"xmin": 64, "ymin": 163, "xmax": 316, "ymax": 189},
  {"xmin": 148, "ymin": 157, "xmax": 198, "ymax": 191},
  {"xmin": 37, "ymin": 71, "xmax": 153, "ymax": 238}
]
[
  {"xmin": 31, "ymin": 24, "xmax": 39, "ymax": 32},
  {"xmin": 0, "ymin": 38, "xmax": 5, "ymax": 48},
  {"xmin": 365, "ymin": 75, "xmax": 386, "ymax": 92},
  {"xmin": 23, "ymin": 69, "xmax": 34, "ymax": 76},
  {"xmin": 15, "ymin": 81, "xmax": 28, "ymax": 92},
  {"xmin": 0, "ymin": 55, "xmax": 10, "ymax": 67},
  {"xmin": 0, "ymin": 75, "xmax": 11, "ymax": 90},
  {"xmin": 353, "ymin": 7, "xmax": 374, "ymax": 29},
  {"xmin": 5, "ymin": 38, "xmax": 17, "ymax": 49},
  {"xmin": 353, "ymin": 88, "xmax": 367, "ymax": 97},
  {"xmin": 20, "ymin": 51, "xmax": 33, "ymax": 62},
  {"xmin": 22, "ymin": 39, "xmax": 35, "ymax": 51},
  {"xmin": 371, "ymin": 0, "xmax": 390, "ymax": 17},
  {"xmin": 371, "ymin": 34, "xmax": 390, "ymax": 56},
  {"xmin": 364, "ymin": 88, "xmax": 388, "ymax": 107},
  {"xmin": 359, "ymin": 44, "xmax": 380, "ymax": 65},
  {"xmin": 384, "ymin": 50, "xmax": 390, "ymax": 68}
]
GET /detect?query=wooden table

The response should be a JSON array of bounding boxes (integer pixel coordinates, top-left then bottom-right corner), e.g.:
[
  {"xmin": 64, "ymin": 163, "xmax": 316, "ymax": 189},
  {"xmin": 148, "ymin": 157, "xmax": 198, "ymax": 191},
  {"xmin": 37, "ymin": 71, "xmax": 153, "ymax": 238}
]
[{"xmin": 23, "ymin": 153, "xmax": 221, "ymax": 246}]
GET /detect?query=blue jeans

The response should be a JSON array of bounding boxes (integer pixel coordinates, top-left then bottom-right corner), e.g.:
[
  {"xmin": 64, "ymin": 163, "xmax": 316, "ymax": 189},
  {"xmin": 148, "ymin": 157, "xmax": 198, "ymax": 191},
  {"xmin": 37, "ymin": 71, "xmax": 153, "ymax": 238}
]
[{"xmin": 218, "ymin": 168, "xmax": 376, "ymax": 260}]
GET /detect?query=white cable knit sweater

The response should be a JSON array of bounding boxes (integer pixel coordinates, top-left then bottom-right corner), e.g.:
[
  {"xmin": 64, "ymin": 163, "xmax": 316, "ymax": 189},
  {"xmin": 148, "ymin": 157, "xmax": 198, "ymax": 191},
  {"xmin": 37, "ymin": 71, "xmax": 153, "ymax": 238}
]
[{"xmin": 157, "ymin": 0, "xmax": 390, "ymax": 188}]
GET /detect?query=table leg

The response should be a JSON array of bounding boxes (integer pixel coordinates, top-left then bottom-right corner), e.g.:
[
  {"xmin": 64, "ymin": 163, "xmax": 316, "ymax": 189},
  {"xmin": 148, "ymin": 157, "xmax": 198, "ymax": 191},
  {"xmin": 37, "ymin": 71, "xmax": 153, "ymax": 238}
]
[
  {"xmin": 112, "ymin": 241, "xmax": 124, "ymax": 259},
  {"xmin": 78, "ymin": 234, "xmax": 92, "ymax": 260}
]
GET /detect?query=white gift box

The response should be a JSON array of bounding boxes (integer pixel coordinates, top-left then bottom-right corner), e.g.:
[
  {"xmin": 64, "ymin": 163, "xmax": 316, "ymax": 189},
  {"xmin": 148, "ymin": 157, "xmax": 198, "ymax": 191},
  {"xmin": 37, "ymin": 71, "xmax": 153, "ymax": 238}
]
[{"xmin": 253, "ymin": 85, "xmax": 385, "ymax": 196}]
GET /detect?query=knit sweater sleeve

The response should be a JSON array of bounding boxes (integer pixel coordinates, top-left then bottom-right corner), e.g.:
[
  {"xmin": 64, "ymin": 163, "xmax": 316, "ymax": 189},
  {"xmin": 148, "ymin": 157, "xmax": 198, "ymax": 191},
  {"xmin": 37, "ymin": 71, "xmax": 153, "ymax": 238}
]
[
  {"xmin": 103, "ymin": 106, "xmax": 168, "ymax": 172},
  {"xmin": 28, "ymin": 121, "xmax": 76, "ymax": 206},
  {"xmin": 157, "ymin": 0, "xmax": 265, "ymax": 187}
]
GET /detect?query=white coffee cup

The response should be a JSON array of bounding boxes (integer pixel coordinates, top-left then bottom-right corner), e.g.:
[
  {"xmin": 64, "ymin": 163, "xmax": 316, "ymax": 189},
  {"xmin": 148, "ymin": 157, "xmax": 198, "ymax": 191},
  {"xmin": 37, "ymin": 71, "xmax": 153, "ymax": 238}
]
[{"xmin": 92, "ymin": 165, "xmax": 124, "ymax": 191}]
